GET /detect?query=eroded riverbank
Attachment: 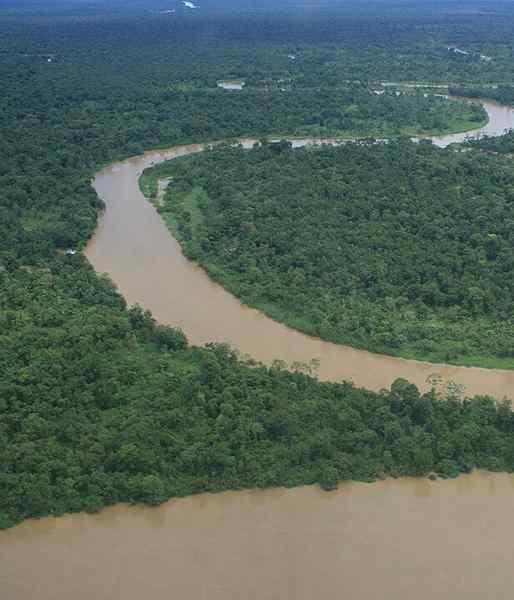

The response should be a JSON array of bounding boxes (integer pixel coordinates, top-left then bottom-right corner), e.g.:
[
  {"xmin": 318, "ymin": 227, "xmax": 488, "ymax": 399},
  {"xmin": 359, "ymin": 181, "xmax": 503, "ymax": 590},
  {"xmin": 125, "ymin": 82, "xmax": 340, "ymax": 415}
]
[{"xmin": 85, "ymin": 99, "xmax": 514, "ymax": 399}]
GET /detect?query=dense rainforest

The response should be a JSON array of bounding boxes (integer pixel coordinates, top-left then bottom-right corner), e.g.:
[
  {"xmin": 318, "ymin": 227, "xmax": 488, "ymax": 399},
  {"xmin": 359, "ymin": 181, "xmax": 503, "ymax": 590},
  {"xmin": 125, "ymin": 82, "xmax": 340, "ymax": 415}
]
[
  {"xmin": 142, "ymin": 140, "xmax": 514, "ymax": 367},
  {"xmin": 3, "ymin": 0, "xmax": 514, "ymax": 529}
]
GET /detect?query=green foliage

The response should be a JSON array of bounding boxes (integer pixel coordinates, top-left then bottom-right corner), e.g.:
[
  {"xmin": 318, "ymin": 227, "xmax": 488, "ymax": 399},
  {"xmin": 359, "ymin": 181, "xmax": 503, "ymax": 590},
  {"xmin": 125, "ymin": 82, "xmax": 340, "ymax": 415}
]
[
  {"xmin": 148, "ymin": 140, "xmax": 514, "ymax": 366},
  {"xmin": 3, "ymin": 1, "xmax": 514, "ymax": 530}
]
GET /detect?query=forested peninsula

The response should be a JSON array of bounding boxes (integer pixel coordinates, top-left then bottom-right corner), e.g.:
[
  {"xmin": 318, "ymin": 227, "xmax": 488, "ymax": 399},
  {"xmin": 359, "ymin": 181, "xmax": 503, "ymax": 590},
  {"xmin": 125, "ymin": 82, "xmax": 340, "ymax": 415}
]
[
  {"xmin": 142, "ymin": 139, "xmax": 514, "ymax": 367},
  {"xmin": 3, "ymin": 1, "xmax": 514, "ymax": 530}
]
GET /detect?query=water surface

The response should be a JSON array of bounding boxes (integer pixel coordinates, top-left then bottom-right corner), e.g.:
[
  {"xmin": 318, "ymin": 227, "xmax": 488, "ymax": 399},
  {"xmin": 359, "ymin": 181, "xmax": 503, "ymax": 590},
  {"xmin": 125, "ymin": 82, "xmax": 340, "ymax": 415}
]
[{"xmin": 3, "ymin": 471, "xmax": 514, "ymax": 600}]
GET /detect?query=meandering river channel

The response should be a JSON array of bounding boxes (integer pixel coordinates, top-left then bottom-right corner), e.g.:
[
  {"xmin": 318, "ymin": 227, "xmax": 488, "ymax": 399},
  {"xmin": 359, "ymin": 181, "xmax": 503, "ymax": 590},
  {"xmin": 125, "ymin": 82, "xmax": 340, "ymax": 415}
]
[
  {"xmin": 3, "ymin": 98, "xmax": 514, "ymax": 600},
  {"xmin": 85, "ymin": 98, "xmax": 514, "ymax": 399}
]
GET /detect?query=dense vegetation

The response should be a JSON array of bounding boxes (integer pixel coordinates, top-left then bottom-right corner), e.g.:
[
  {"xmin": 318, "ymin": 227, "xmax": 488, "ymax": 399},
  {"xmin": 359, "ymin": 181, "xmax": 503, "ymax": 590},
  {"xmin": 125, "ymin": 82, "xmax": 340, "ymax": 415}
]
[
  {"xmin": 144, "ymin": 140, "xmax": 514, "ymax": 367},
  {"xmin": 2, "ymin": 258, "xmax": 514, "ymax": 530},
  {"xmin": 450, "ymin": 84, "xmax": 514, "ymax": 107},
  {"xmin": 3, "ymin": 0, "xmax": 514, "ymax": 529},
  {"xmin": 465, "ymin": 129, "xmax": 514, "ymax": 154}
]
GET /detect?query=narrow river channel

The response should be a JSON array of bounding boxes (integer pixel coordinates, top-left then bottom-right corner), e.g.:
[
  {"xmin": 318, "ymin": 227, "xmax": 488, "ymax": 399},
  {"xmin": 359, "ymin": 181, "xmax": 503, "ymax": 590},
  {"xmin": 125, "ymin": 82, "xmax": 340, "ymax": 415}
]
[{"xmin": 3, "ymin": 99, "xmax": 514, "ymax": 600}]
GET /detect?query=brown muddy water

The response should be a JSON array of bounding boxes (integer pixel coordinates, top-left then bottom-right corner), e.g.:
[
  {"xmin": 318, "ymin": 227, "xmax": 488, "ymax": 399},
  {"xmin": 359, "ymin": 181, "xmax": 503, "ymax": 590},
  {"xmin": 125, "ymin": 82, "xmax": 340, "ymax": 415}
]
[
  {"xmin": 3, "ymin": 99, "xmax": 514, "ymax": 600},
  {"xmin": 3, "ymin": 471, "xmax": 514, "ymax": 600},
  {"xmin": 85, "ymin": 99, "xmax": 514, "ymax": 400}
]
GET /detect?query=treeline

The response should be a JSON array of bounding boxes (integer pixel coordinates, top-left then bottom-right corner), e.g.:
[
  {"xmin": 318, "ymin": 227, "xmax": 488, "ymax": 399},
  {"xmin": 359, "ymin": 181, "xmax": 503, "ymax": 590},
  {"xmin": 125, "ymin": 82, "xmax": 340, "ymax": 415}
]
[
  {"xmin": 2, "ymin": 258, "xmax": 514, "ymax": 529},
  {"xmin": 147, "ymin": 139, "xmax": 514, "ymax": 367}
]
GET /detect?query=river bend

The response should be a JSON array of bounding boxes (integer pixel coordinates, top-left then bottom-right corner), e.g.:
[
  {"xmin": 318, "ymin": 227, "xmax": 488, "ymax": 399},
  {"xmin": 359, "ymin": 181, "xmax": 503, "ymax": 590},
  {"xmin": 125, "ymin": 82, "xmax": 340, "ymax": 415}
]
[{"xmin": 86, "ymin": 99, "xmax": 514, "ymax": 399}]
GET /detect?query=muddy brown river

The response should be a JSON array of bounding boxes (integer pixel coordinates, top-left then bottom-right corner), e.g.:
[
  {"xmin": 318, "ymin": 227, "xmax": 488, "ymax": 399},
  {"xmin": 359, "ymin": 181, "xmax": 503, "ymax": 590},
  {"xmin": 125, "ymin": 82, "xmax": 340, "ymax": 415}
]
[
  {"xmin": 3, "ymin": 99, "xmax": 514, "ymax": 600},
  {"xmin": 3, "ymin": 472, "xmax": 514, "ymax": 599}
]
